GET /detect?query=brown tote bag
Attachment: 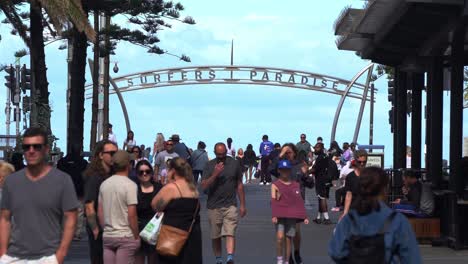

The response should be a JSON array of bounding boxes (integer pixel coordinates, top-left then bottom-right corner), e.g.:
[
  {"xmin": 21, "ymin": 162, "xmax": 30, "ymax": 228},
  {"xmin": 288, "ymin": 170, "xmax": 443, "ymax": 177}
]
[{"xmin": 156, "ymin": 200, "xmax": 200, "ymax": 257}]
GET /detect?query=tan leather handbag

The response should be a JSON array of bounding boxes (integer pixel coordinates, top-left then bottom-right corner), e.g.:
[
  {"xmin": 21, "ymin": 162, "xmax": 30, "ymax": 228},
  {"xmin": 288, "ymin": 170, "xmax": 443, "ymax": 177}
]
[{"xmin": 156, "ymin": 201, "xmax": 200, "ymax": 257}]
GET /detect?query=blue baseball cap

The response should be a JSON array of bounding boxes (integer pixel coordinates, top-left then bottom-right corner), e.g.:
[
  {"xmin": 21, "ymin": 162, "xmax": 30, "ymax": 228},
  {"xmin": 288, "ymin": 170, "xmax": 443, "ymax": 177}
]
[{"xmin": 278, "ymin": 159, "xmax": 292, "ymax": 169}]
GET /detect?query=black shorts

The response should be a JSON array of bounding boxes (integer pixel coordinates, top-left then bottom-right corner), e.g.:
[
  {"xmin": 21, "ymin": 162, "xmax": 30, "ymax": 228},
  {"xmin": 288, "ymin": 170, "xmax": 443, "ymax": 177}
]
[{"xmin": 315, "ymin": 176, "xmax": 331, "ymax": 199}]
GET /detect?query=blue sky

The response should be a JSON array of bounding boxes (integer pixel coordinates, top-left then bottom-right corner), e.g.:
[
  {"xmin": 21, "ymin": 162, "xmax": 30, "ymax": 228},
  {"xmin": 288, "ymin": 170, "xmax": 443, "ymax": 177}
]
[{"xmin": 1, "ymin": 0, "xmax": 467, "ymax": 166}]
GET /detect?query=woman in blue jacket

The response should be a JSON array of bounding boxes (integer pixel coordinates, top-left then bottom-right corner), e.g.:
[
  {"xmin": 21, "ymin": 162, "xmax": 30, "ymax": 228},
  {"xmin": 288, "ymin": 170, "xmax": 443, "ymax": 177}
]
[{"xmin": 329, "ymin": 167, "xmax": 421, "ymax": 264}]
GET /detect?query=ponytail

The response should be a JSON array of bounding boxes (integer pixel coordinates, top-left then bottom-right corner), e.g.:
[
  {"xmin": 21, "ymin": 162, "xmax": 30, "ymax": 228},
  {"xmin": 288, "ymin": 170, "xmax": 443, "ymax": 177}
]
[{"xmin": 352, "ymin": 167, "xmax": 388, "ymax": 216}]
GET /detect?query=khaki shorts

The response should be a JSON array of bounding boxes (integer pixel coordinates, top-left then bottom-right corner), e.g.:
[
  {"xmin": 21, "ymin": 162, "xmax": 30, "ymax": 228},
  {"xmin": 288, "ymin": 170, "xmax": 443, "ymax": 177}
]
[{"xmin": 207, "ymin": 206, "xmax": 239, "ymax": 239}]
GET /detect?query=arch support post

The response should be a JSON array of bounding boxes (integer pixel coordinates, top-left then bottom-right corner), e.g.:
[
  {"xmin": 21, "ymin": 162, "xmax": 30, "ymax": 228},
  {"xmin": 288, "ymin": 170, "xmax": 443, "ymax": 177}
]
[{"xmin": 331, "ymin": 63, "xmax": 374, "ymax": 143}]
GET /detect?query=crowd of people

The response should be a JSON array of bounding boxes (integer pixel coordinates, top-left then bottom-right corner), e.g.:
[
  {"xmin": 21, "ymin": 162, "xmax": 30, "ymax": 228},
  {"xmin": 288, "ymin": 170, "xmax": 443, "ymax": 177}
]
[{"xmin": 0, "ymin": 127, "xmax": 430, "ymax": 264}]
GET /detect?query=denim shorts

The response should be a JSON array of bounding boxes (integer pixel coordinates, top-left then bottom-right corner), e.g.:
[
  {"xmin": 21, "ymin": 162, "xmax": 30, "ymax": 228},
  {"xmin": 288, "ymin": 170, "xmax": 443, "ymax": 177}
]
[{"xmin": 275, "ymin": 218, "xmax": 296, "ymax": 237}]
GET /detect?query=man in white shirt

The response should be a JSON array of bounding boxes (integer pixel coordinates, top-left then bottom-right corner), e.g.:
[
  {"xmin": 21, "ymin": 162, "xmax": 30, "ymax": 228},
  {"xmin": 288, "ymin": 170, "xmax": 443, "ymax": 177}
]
[{"xmin": 108, "ymin": 124, "xmax": 117, "ymax": 144}]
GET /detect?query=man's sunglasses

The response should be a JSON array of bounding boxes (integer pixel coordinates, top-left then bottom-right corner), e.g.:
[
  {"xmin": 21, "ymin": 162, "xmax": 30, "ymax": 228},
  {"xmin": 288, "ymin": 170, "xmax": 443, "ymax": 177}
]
[
  {"xmin": 138, "ymin": 169, "xmax": 152, "ymax": 176},
  {"xmin": 166, "ymin": 143, "xmax": 174, "ymax": 146},
  {"xmin": 102, "ymin": 151, "xmax": 117, "ymax": 156},
  {"xmin": 22, "ymin": 144, "xmax": 44, "ymax": 151},
  {"xmin": 356, "ymin": 160, "xmax": 367, "ymax": 164}
]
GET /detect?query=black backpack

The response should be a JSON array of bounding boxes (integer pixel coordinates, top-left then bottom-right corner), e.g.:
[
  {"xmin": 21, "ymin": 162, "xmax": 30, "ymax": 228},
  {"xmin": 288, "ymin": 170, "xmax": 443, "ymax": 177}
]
[{"xmin": 346, "ymin": 212, "xmax": 397, "ymax": 264}]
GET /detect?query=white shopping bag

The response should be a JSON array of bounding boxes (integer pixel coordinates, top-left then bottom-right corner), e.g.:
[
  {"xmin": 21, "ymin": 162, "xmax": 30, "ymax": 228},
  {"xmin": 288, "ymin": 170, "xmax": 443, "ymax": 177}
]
[{"xmin": 139, "ymin": 212, "xmax": 164, "ymax": 245}]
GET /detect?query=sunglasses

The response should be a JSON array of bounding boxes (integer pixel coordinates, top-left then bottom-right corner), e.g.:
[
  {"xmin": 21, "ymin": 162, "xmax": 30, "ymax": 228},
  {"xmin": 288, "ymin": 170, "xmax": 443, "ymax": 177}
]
[
  {"xmin": 132, "ymin": 150, "xmax": 139, "ymax": 153},
  {"xmin": 356, "ymin": 160, "xmax": 367, "ymax": 164},
  {"xmin": 166, "ymin": 143, "xmax": 174, "ymax": 146},
  {"xmin": 138, "ymin": 169, "xmax": 152, "ymax": 176},
  {"xmin": 102, "ymin": 151, "xmax": 117, "ymax": 156},
  {"xmin": 22, "ymin": 144, "xmax": 44, "ymax": 151}
]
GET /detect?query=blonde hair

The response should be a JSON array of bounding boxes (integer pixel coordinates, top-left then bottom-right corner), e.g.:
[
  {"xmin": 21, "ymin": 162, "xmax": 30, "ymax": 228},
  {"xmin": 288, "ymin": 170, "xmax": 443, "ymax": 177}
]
[
  {"xmin": 168, "ymin": 157, "xmax": 198, "ymax": 194},
  {"xmin": 237, "ymin": 148, "xmax": 244, "ymax": 156},
  {"xmin": 0, "ymin": 161, "xmax": 15, "ymax": 188},
  {"xmin": 154, "ymin": 133, "xmax": 165, "ymax": 153}
]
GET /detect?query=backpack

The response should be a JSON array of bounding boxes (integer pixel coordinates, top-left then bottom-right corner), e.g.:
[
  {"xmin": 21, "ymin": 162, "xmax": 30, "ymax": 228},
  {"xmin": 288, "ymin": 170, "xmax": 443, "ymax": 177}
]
[{"xmin": 346, "ymin": 212, "xmax": 397, "ymax": 264}]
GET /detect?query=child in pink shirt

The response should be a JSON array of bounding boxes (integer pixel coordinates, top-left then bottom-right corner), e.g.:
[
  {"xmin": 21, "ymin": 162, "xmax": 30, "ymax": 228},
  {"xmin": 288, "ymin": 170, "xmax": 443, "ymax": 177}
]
[{"xmin": 271, "ymin": 160, "xmax": 309, "ymax": 264}]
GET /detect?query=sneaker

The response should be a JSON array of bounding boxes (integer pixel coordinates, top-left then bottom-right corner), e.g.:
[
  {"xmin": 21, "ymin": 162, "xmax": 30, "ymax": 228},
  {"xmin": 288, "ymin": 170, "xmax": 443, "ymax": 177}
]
[
  {"xmin": 294, "ymin": 252, "xmax": 303, "ymax": 264},
  {"xmin": 266, "ymin": 182, "xmax": 271, "ymax": 185},
  {"xmin": 312, "ymin": 218, "xmax": 322, "ymax": 224},
  {"xmin": 259, "ymin": 181, "xmax": 264, "ymax": 185},
  {"xmin": 322, "ymin": 219, "xmax": 333, "ymax": 225},
  {"xmin": 289, "ymin": 255, "xmax": 295, "ymax": 264},
  {"xmin": 331, "ymin": 207, "xmax": 341, "ymax": 212},
  {"xmin": 226, "ymin": 259, "xmax": 234, "ymax": 264}
]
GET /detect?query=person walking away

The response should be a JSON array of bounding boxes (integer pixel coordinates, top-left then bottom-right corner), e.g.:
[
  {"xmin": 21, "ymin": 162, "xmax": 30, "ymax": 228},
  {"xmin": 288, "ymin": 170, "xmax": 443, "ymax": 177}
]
[
  {"xmin": 271, "ymin": 160, "xmax": 309, "ymax": 264},
  {"xmin": 123, "ymin": 131, "xmax": 137, "ymax": 152},
  {"xmin": 226, "ymin": 138, "xmax": 236, "ymax": 157},
  {"xmin": 243, "ymin": 144, "xmax": 257, "ymax": 184},
  {"xmin": 154, "ymin": 140, "xmax": 179, "ymax": 184},
  {"xmin": 151, "ymin": 158, "xmax": 202, "ymax": 264},
  {"xmin": 135, "ymin": 160, "xmax": 163, "ymax": 264},
  {"xmin": 296, "ymin": 134, "xmax": 311, "ymax": 163},
  {"xmin": 108, "ymin": 124, "xmax": 117, "ymax": 144},
  {"xmin": 0, "ymin": 162, "xmax": 14, "ymax": 205},
  {"xmin": 57, "ymin": 144, "xmax": 89, "ymax": 240},
  {"xmin": 191, "ymin": 141, "xmax": 209, "ymax": 185},
  {"xmin": 236, "ymin": 149, "xmax": 247, "ymax": 183},
  {"xmin": 259, "ymin": 135, "xmax": 274, "ymax": 185},
  {"xmin": 268, "ymin": 143, "xmax": 282, "ymax": 178},
  {"xmin": 311, "ymin": 143, "xmax": 333, "ymax": 225},
  {"xmin": 83, "ymin": 140, "xmax": 118, "ymax": 264},
  {"xmin": 170, "ymin": 134, "xmax": 191, "ymax": 161},
  {"xmin": 201, "ymin": 143, "xmax": 247, "ymax": 264},
  {"xmin": 274, "ymin": 143, "xmax": 310, "ymax": 264},
  {"xmin": 98, "ymin": 150, "xmax": 140, "ymax": 264},
  {"xmin": 0, "ymin": 127, "xmax": 79, "ymax": 264},
  {"xmin": 153, "ymin": 133, "xmax": 165, "ymax": 158},
  {"xmin": 329, "ymin": 167, "xmax": 421, "ymax": 263},
  {"xmin": 341, "ymin": 150, "xmax": 368, "ymax": 221}
]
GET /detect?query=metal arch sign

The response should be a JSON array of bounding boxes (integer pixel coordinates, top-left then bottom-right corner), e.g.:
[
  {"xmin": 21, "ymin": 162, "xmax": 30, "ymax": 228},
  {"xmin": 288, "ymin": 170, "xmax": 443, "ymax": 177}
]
[{"xmin": 85, "ymin": 65, "xmax": 372, "ymax": 101}]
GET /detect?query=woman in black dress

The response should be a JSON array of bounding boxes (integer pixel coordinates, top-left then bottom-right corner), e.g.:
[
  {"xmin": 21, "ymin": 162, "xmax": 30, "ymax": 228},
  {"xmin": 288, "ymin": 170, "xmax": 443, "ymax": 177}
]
[
  {"xmin": 151, "ymin": 157, "xmax": 202, "ymax": 264},
  {"xmin": 135, "ymin": 160, "xmax": 163, "ymax": 264}
]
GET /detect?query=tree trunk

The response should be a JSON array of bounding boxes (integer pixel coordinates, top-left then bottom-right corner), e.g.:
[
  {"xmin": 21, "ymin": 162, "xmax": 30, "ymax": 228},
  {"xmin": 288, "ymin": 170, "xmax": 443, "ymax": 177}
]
[
  {"xmin": 30, "ymin": 1, "xmax": 51, "ymax": 139},
  {"xmin": 90, "ymin": 9, "xmax": 99, "ymax": 151},
  {"xmin": 67, "ymin": 28, "xmax": 87, "ymax": 155}
]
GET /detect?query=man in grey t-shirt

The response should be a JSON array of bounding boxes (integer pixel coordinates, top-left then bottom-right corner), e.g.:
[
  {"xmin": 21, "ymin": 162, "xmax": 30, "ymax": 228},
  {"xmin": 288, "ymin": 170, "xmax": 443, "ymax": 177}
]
[
  {"xmin": 201, "ymin": 143, "xmax": 246, "ymax": 264},
  {"xmin": 0, "ymin": 127, "xmax": 78, "ymax": 264},
  {"xmin": 154, "ymin": 139, "xmax": 179, "ymax": 183}
]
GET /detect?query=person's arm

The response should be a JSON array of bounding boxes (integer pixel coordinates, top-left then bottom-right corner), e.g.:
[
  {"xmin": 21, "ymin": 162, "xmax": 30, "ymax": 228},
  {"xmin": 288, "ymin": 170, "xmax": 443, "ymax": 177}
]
[
  {"xmin": 97, "ymin": 201, "xmax": 105, "ymax": 228},
  {"xmin": 0, "ymin": 209, "xmax": 11, "ymax": 256},
  {"xmin": 340, "ymin": 191, "xmax": 353, "ymax": 221},
  {"xmin": 400, "ymin": 184, "xmax": 421, "ymax": 208},
  {"xmin": 395, "ymin": 216, "xmax": 423, "ymax": 263},
  {"xmin": 85, "ymin": 202, "xmax": 100, "ymax": 239},
  {"xmin": 237, "ymin": 180, "xmax": 247, "ymax": 218},
  {"xmin": 153, "ymin": 165, "xmax": 160, "ymax": 182},
  {"xmin": 329, "ymin": 215, "xmax": 351, "ymax": 262},
  {"xmin": 127, "ymin": 205, "xmax": 139, "ymax": 239},
  {"xmin": 55, "ymin": 210, "xmax": 77, "ymax": 264},
  {"xmin": 200, "ymin": 163, "xmax": 223, "ymax": 190}
]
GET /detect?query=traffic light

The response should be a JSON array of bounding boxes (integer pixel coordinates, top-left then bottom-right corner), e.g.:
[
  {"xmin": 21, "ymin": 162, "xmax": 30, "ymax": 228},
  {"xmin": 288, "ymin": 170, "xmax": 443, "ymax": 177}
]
[
  {"xmin": 4, "ymin": 65, "xmax": 18, "ymax": 105},
  {"xmin": 387, "ymin": 80, "xmax": 394, "ymax": 103},
  {"xmin": 389, "ymin": 107, "xmax": 394, "ymax": 133},
  {"xmin": 22, "ymin": 95, "xmax": 31, "ymax": 112},
  {"xmin": 20, "ymin": 64, "xmax": 31, "ymax": 93}
]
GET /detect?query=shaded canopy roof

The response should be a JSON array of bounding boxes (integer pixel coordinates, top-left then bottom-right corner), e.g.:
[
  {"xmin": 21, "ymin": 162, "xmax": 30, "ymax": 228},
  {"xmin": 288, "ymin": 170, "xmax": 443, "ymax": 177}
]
[{"xmin": 334, "ymin": 0, "xmax": 466, "ymax": 66}]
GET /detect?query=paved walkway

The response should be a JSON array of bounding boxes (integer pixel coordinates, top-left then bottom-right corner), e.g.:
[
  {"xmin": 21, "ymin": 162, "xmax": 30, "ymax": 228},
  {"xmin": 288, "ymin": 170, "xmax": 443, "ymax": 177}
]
[{"xmin": 66, "ymin": 183, "xmax": 468, "ymax": 263}]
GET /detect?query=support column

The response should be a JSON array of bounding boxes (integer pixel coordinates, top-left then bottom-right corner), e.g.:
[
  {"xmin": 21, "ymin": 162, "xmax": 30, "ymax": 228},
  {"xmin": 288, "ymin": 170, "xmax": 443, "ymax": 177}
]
[
  {"xmin": 411, "ymin": 73, "xmax": 423, "ymax": 170},
  {"xmin": 395, "ymin": 69, "xmax": 407, "ymax": 169},
  {"xmin": 428, "ymin": 57, "xmax": 444, "ymax": 188},
  {"xmin": 450, "ymin": 20, "xmax": 465, "ymax": 195}
]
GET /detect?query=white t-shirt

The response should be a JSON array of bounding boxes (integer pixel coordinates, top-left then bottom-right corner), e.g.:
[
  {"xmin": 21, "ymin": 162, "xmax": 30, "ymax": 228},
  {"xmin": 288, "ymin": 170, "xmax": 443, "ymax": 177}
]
[
  {"xmin": 226, "ymin": 145, "xmax": 236, "ymax": 157},
  {"xmin": 108, "ymin": 133, "xmax": 117, "ymax": 144},
  {"xmin": 124, "ymin": 139, "xmax": 136, "ymax": 149}
]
